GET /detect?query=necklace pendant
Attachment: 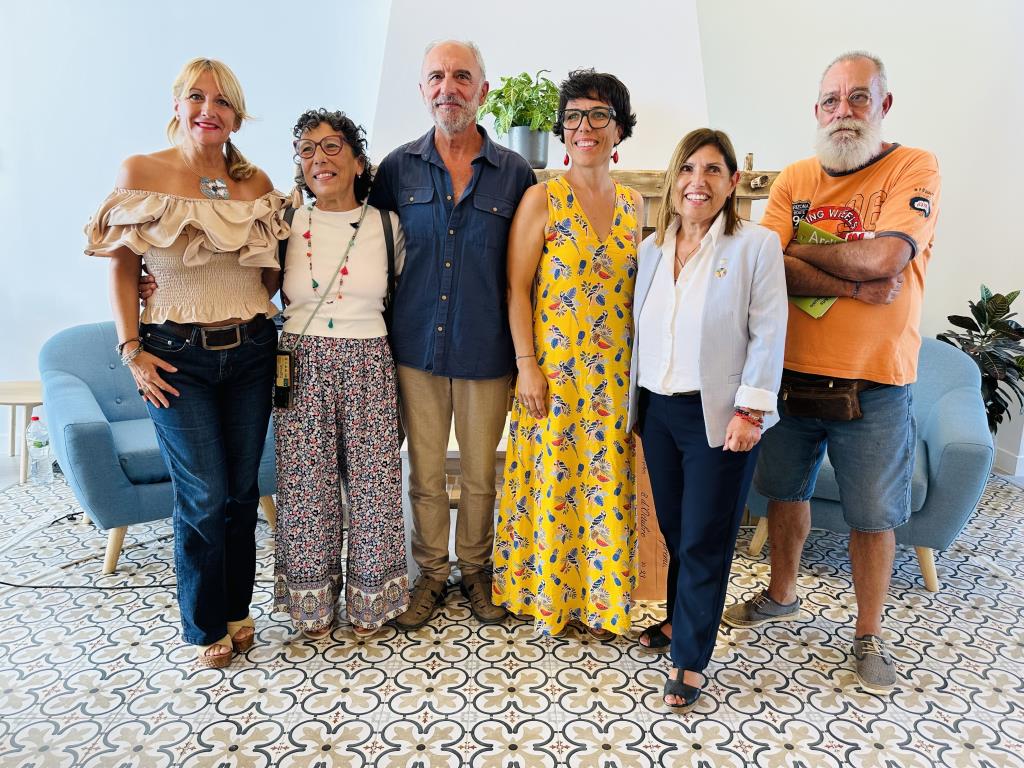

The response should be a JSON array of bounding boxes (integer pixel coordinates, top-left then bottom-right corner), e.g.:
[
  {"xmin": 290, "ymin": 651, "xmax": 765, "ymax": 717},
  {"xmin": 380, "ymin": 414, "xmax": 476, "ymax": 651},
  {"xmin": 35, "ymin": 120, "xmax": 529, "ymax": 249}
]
[{"xmin": 199, "ymin": 176, "xmax": 230, "ymax": 200}]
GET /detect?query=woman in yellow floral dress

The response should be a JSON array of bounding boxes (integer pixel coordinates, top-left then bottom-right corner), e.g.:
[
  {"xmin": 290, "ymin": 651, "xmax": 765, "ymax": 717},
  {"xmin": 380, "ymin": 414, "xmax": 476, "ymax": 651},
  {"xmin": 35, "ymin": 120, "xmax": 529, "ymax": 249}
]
[{"xmin": 493, "ymin": 70, "xmax": 642, "ymax": 637}]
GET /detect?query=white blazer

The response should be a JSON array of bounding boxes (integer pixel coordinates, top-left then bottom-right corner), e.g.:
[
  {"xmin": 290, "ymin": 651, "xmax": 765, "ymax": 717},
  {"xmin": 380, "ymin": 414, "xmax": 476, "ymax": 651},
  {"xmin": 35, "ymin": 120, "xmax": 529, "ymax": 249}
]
[{"xmin": 627, "ymin": 218, "xmax": 789, "ymax": 447}]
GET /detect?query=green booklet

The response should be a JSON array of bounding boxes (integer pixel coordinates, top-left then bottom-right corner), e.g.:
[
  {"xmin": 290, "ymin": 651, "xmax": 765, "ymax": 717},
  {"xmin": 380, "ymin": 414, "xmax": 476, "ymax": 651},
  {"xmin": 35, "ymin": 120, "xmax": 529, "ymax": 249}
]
[{"xmin": 789, "ymin": 221, "xmax": 843, "ymax": 318}]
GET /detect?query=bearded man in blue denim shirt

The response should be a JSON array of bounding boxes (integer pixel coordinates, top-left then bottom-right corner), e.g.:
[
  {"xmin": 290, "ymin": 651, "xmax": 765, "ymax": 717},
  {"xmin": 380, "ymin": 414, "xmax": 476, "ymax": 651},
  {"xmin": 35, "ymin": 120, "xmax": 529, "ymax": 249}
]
[{"xmin": 370, "ymin": 40, "xmax": 536, "ymax": 629}]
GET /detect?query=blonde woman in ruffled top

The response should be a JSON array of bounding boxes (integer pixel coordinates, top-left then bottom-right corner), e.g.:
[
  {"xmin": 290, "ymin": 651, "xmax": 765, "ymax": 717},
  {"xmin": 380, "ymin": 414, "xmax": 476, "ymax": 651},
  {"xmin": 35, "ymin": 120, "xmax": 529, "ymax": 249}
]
[{"xmin": 85, "ymin": 58, "xmax": 288, "ymax": 668}]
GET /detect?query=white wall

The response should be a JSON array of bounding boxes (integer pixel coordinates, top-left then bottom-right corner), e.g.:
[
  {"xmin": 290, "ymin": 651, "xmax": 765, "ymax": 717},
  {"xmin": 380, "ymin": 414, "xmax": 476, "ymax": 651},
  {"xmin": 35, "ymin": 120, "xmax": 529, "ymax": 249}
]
[
  {"xmin": 696, "ymin": 0, "xmax": 1024, "ymax": 336},
  {"xmin": 371, "ymin": 0, "xmax": 708, "ymax": 169},
  {"xmin": 0, "ymin": 0, "xmax": 391, "ymax": 381},
  {"xmin": 996, "ymin": 412, "xmax": 1024, "ymax": 476},
  {"xmin": 696, "ymin": 0, "xmax": 1024, "ymax": 472}
]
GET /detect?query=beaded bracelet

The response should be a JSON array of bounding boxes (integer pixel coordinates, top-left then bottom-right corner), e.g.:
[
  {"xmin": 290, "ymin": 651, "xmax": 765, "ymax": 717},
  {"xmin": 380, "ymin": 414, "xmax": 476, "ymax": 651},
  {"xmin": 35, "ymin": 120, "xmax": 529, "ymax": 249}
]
[
  {"xmin": 734, "ymin": 407, "xmax": 764, "ymax": 428},
  {"xmin": 121, "ymin": 345, "xmax": 143, "ymax": 367}
]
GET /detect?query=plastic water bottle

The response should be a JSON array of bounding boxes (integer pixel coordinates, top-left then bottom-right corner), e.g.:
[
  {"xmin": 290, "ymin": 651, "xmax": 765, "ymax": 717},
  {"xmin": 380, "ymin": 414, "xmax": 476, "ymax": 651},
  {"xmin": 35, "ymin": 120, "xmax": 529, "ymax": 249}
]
[{"xmin": 27, "ymin": 415, "xmax": 53, "ymax": 485}]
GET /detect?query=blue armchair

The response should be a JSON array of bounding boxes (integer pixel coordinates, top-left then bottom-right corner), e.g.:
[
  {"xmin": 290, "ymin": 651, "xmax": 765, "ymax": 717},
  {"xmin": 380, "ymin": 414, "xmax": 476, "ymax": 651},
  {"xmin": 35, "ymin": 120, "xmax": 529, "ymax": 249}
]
[
  {"xmin": 39, "ymin": 322, "xmax": 277, "ymax": 573},
  {"xmin": 746, "ymin": 337, "xmax": 994, "ymax": 591}
]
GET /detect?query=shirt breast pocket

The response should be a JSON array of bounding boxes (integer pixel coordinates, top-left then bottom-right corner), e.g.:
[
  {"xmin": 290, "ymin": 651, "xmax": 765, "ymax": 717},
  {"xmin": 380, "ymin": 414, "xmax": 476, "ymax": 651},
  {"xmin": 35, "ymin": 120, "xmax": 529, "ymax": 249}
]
[
  {"xmin": 397, "ymin": 186, "xmax": 435, "ymax": 241},
  {"xmin": 473, "ymin": 192, "xmax": 516, "ymax": 252}
]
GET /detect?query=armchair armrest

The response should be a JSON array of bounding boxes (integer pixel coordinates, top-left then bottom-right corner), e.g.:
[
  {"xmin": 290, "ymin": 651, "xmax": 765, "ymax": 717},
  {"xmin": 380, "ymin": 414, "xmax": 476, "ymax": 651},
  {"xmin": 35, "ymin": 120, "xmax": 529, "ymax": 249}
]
[
  {"xmin": 42, "ymin": 370, "xmax": 107, "ymax": 427},
  {"xmin": 912, "ymin": 385, "xmax": 994, "ymax": 550},
  {"xmin": 41, "ymin": 371, "xmax": 138, "ymax": 526},
  {"xmin": 919, "ymin": 386, "xmax": 992, "ymax": 458}
]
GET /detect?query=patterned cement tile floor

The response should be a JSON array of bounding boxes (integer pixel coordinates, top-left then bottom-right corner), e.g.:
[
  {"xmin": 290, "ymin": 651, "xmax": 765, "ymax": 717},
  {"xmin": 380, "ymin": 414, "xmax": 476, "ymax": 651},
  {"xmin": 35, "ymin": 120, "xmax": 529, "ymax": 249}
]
[{"xmin": 0, "ymin": 477, "xmax": 1022, "ymax": 767}]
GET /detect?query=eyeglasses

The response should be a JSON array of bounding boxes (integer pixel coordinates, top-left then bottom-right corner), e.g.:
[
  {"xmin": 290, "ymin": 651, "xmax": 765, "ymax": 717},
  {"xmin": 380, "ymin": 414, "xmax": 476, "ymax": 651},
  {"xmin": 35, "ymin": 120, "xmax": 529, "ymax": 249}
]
[
  {"xmin": 293, "ymin": 135, "xmax": 347, "ymax": 160},
  {"xmin": 817, "ymin": 90, "xmax": 873, "ymax": 113},
  {"xmin": 559, "ymin": 107, "xmax": 617, "ymax": 130}
]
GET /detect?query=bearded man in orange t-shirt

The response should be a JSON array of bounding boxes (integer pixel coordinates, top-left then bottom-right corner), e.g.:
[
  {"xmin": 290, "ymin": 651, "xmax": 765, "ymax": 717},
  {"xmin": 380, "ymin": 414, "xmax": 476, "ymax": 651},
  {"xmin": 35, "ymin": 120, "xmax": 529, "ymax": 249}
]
[{"xmin": 723, "ymin": 51, "xmax": 941, "ymax": 695}]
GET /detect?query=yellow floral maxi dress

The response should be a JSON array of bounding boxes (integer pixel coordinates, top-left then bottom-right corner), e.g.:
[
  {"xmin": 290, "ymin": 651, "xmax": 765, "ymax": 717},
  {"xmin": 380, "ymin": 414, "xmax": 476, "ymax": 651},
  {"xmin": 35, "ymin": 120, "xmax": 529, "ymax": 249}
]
[{"xmin": 493, "ymin": 176, "xmax": 638, "ymax": 635}]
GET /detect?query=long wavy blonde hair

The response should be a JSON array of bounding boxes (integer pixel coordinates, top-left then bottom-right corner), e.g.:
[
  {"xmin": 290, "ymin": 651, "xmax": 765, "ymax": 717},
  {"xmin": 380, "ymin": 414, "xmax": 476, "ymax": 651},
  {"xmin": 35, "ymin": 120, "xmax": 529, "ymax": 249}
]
[{"xmin": 165, "ymin": 57, "xmax": 256, "ymax": 181}]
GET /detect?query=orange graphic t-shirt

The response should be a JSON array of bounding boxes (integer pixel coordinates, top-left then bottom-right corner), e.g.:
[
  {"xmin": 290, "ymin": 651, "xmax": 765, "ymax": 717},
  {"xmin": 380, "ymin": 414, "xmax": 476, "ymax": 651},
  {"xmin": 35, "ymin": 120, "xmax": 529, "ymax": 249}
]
[{"xmin": 760, "ymin": 144, "xmax": 941, "ymax": 385}]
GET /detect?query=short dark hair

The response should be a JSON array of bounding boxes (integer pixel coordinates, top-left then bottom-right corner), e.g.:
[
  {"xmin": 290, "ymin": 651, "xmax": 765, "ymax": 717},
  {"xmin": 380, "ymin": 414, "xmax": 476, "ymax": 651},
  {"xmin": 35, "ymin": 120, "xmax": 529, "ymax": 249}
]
[
  {"xmin": 553, "ymin": 69, "xmax": 636, "ymax": 144},
  {"xmin": 291, "ymin": 108, "xmax": 373, "ymax": 202}
]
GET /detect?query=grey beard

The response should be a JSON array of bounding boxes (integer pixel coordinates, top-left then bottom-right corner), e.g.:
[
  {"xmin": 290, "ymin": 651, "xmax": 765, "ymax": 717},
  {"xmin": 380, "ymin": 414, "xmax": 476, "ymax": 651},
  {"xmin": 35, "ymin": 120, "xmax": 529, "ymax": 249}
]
[
  {"xmin": 434, "ymin": 108, "xmax": 476, "ymax": 136},
  {"xmin": 814, "ymin": 119, "xmax": 883, "ymax": 172}
]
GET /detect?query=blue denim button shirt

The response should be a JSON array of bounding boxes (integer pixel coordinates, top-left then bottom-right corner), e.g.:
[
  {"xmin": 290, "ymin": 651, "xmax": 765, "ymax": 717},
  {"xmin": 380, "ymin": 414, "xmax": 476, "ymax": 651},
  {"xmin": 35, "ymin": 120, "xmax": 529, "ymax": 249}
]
[{"xmin": 370, "ymin": 126, "xmax": 536, "ymax": 379}]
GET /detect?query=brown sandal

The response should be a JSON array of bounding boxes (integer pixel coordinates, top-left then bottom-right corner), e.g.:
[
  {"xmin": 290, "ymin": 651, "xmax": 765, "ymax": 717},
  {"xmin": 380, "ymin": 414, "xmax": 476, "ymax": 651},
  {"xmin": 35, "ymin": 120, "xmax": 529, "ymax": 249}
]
[
  {"xmin": 196, "ymin": 633, "xmax": 233, "ymax": 669},
  {"xmin": 226, "ymin": 616, "xmax": 255, "ymax": 653},
  {"xmin": 573, "ymin": 620, "xmax": 615, "ymax": 641}
]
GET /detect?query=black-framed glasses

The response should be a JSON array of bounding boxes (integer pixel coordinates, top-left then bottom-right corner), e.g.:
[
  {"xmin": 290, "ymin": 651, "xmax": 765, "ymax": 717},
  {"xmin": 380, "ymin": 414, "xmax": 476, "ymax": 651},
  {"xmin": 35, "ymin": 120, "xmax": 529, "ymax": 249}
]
[
  {"xmin": 293, "ymin": 135, "xmax": 347, "ymax": 160},
  {"xmin": 559, "ymin": 107, "xmax": 617, "ymax": 130}
]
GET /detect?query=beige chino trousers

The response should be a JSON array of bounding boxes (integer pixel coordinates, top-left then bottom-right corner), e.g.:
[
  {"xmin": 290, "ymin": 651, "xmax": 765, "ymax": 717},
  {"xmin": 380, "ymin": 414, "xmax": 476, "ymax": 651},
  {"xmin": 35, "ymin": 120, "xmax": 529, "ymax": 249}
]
[{"xmin": 397, "ymin": 365, "xmax": 511, "ymax": 582}]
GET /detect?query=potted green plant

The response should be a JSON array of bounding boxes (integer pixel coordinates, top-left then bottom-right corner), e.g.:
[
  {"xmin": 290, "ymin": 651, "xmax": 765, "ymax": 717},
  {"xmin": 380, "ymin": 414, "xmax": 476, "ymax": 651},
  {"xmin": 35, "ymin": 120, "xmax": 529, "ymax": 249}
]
[
  {"xmin": 938, "ymin": 284, "xmax": 1024, "ymax": 433},
  {"xmin": 478, "ymin": 69, "xmax": 559, "ymax": 169}
]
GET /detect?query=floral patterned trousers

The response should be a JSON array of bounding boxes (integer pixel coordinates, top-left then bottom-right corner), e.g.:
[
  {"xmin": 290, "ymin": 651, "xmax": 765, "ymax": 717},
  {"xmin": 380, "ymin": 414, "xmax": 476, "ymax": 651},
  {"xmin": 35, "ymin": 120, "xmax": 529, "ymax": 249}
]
[{"xmin": 273, "ymin": 334, "xmax": 409, "ymax": 631}]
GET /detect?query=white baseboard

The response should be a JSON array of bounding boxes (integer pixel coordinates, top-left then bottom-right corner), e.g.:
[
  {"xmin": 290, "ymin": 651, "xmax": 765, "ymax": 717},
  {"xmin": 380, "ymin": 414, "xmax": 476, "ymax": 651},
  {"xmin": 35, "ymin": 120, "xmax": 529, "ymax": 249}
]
[{"xmin": 995, "ymin": 444, "xmax": 1024, "ymax": 476}]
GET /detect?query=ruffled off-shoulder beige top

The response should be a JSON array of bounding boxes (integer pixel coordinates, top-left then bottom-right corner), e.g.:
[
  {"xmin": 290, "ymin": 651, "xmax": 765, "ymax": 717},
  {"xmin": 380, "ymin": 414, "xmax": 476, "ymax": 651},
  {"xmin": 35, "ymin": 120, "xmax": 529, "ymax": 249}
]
[{"xmin": 85, "ymin": 189, "xmax": 290, "ymax": 325}]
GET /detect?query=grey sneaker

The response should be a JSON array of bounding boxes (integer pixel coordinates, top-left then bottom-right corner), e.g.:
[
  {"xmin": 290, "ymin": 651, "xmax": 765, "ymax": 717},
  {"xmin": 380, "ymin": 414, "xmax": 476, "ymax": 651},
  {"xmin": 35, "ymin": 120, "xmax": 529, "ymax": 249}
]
[
  {"xmin": 721, "ymin": 590, "xmax": 801, "ymax": 628},
  {"xmin": 460, "ymin": 572, "xmax": 508, "ymax": 624},
  {"xmin": 853, "ymin": 634, "xmax": 897, "ymax": 694},
  {"xmin": 393, "ymin": 575, "xmax": 447, "ymax": 630}
]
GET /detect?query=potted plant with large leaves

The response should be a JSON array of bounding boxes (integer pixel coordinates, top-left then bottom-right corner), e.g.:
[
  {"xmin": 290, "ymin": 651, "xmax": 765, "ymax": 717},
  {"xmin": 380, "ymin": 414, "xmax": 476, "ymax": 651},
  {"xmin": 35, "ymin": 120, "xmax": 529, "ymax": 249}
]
[
  {"xmin": 937, "ymin": 284, "xmax": 1024, "ymax": 433},
  {"xmin": 478, "ymin": 69, "xmax": 559, "ymax": 169}
]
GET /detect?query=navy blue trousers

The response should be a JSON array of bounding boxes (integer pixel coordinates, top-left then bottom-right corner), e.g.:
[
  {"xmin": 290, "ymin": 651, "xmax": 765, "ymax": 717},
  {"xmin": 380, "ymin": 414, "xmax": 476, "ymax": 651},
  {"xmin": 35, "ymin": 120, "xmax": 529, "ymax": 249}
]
[{"xmin": 637, "ymin": 389, "xmax": 759, "ymax": 672}]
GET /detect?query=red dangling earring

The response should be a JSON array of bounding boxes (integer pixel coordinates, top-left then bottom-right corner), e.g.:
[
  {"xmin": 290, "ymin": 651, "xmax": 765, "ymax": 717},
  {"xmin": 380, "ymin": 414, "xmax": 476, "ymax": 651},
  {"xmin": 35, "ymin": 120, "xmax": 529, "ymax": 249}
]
[
  {"xmin": 612, "ymin": 149, "xmax": 619, "ymax": 164},
  {"xmin": 563, "ymin": 152, "xmax": 570, "ymax": 166}
]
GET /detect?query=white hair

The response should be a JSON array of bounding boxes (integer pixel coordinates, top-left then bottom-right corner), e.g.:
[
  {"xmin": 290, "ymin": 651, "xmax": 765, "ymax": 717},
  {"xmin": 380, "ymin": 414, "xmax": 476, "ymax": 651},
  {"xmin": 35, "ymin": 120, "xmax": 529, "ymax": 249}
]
[
  {"xmin": 820, "ymin": 50, "xmax": 888, "ymax": 95},
  {"xmin": 422, "ymin": 39, "xmax": 487, "ymax": 80}
]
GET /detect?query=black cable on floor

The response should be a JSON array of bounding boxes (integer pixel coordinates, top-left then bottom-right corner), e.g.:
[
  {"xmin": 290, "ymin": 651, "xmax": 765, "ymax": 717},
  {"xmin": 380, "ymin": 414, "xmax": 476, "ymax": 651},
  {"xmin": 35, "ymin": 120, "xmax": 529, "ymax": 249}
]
[{"xmin": 0, "ymin": 510, "xmax": 277, "ymax": 592}]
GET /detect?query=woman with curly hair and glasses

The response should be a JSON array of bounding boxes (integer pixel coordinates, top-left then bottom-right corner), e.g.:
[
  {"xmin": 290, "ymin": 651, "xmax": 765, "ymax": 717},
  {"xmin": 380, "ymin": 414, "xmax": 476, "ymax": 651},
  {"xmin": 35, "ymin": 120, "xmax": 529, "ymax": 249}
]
[{"xmin": 272, "ymin": 109, "xmax": 410, "ymax": 640}]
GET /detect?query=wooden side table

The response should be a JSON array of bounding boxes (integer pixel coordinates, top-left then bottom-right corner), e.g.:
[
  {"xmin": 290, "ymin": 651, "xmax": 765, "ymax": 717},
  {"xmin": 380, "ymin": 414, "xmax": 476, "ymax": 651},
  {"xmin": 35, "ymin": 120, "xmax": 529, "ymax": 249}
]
[{"xmin": 0, "ymin": 381, "xmax": 44, "ymax": 483}]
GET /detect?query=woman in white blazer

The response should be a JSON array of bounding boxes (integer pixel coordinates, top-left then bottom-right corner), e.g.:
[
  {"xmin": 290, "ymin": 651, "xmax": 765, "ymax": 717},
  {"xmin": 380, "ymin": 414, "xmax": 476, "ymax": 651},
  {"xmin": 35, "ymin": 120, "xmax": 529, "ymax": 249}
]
[{"xmin": 626, "ymin": 129, "xmax": 788, "ymax": 707}]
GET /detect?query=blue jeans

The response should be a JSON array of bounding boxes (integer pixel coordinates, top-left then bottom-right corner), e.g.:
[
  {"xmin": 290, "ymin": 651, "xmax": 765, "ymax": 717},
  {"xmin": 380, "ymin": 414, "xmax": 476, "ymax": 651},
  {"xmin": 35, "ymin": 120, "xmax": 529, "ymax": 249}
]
[
  {"xmin": 142, "ymin": 317, "xmax": 276, "ymax": 645},
  {"xmin": 753, "ymin": 383, "xmax": 915, "ymax": 532}
]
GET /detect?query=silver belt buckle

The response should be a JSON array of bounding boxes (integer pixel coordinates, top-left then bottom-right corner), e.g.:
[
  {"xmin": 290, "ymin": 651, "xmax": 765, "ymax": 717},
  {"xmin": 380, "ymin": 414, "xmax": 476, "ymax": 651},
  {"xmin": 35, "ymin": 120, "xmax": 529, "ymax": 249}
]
[{"xmin": 200, "ymin": 325, "xmax": 242, "ymax": 351}]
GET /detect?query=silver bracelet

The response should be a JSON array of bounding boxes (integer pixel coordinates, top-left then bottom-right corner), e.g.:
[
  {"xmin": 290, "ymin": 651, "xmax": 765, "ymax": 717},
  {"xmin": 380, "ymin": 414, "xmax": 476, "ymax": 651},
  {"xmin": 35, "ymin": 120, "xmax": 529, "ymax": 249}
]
[{"xmin": 120, "ymin": 345, "xmax": 143, "ymax": 366}]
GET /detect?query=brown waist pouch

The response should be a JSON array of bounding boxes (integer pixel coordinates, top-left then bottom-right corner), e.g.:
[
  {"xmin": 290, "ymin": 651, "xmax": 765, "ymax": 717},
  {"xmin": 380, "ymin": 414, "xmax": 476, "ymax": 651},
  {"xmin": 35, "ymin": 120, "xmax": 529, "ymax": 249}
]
[{"xmin": 780, "ymin": 370, "xmax": 881, "ymax": 421}]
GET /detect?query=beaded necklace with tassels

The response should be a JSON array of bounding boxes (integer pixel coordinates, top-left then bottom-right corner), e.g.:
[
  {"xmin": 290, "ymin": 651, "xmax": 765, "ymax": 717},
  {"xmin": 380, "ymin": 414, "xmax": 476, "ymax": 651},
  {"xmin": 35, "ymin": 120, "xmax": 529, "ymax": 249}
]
[{"xmin": 301, "ymin": 200, "xmax": 369, "ymax": 329}]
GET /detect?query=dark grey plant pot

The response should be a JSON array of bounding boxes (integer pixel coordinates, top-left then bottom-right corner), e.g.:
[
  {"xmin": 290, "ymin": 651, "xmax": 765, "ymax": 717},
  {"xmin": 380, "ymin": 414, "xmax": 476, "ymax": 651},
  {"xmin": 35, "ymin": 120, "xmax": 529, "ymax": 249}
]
[{"xmin": 506, "ymin": 126, "xmax": 549, "ymax": 169}]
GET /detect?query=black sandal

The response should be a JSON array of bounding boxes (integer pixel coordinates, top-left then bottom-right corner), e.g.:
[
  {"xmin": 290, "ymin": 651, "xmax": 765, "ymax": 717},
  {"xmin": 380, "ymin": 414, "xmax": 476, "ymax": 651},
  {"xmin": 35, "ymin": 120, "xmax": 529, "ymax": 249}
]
[
  {"xmin": 663, "ymin": 668, "xmax": 702, "ymax": 708},
  {"xmin": 637, "ymin": 620, "xmax": 671, "ymax": 654}
]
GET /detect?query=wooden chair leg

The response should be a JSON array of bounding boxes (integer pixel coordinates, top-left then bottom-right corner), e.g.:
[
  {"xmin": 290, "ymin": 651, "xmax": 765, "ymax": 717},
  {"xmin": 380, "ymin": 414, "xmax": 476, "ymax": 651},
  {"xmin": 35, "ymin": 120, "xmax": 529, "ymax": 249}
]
[
  {"xmin": 103, "ymin": 526, "xmax": 127, "ymax": 574},
  {"xmin": 915, "ymin": 546, "xmax": 940, "ymax": 592},
  {"xmin": 748, "ymin": 516, "xmax": 769, "ymax": 556},
  {"xmin": 260, "ymin": 495, "xmax": 277, "ymax": 531},
  {"xmin": 8, "ymin": 405, "xmax": 15, "ymax": 457}
]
